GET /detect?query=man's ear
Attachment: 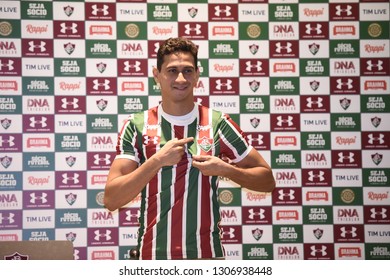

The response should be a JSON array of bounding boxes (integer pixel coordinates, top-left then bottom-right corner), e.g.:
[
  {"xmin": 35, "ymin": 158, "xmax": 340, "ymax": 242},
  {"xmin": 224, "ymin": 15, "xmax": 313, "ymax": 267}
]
[{"xmin": 152, "ymin": 67, "xmax": 159, "ymax": 84}]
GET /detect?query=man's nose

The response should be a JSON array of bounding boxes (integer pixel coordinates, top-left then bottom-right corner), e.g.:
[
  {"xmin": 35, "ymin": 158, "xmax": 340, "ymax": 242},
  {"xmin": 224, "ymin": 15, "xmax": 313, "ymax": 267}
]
[{"xmin": 175, "ymin": 72, "xmax": 186, "ymax": 82}]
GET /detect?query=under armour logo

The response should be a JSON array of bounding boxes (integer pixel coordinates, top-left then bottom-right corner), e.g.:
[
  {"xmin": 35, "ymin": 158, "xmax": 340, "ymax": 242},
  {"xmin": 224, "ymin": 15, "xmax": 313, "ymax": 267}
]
[
  {"xmin": 94, "ymin": 154, "xmax": 111, "ymax": 165},
  {"xmin": 60, "ymin": 22, "xmax": 78, "ymax": 34},
  {"xmin": 184, "ymin": 24, "xmax": 202, "ymax": 35},
  {"xmin": 28, "ymin": 40, "xmax": 46, "ymax": 52},
  {"xmin": 338, "ymin": 152, "xmax": 354, "ymax": 163},
  {"xmin": 94, "ymin": 229, "xmax": 111, "ymax": 241},
  {"xmin": 0, "ymin": 135, "xmax": 15, "ymax": 147},
  {"xmin": 310, "ymin": 245, "xmax": 327, "ymax": 257},
  {"xmin": 370, "ymin": 207, "xmax": 387, "ymax": 219},
  {"xmin": 124, "ymin": 61, "xmax": 141, "ymax": 72},
  {"xmin": 278, "ymin": 189, "xmax": 295, "ymax": 200},
  {"xmin": 275, "ymin": 42, "xmax": 292, "ymax": 53},
  {"xmin": 306, "ymin": 97, "xmax": 323, "ymax": 108},
  {"xmin": 367, "ymin": 60, "xmax": 383, "ymax": 71},
  {"xmin": 30, "ymin": 192, "xmax": 48, "ymax": 204},
  {"xmin": 335, "ymin": 5, "xmax": 353, "ymax": 16},
  {"xmin": 0, "ymin": 59, "xmax": 14, "ymax": 71},
  {"xmin": 0, "ymin": 213, "xmax": 15, "ymax": 224},
  {"xmin": 308, "ymin": 171, "xmax": 325, "ymax": 182},
  {"xmin": 214, "ymin": 5, "xmax": 231, "ymax": 17},
  {"xmin": 29, "ymin": 116, "xmax": 47, "ymax": 128},
  {"xmin": 62, "ymin": 172, "xmax": 80, "ymax": 184},
  {"xmin": 248, "ymin": 208, "xmax": 265, "ymax": 220},
  {"xmin": 61, "ymin": 97, "xmax": 79, "ymax": 109},
  {"xmin": 340, "ymin": 226, "xmax": 357, "ymax": 238},
  {"xmin": 223, "ymin": 227, "xmax": 235, "ymax": 238},
  {"xmin": 336, "ymin": 78, "xmax": 354, "ymax": 89},
  {"xmin": 143, "ymin": 135, "xmax": 159, "ymax": 145},
  {"xmin": 277, "ymin": 116, "xmax": 294, "ymax": 126},
  {"xmin": 93, "ymin": 79, "xmax": 110, "ymax": 90},
  {"xmin": 215, "ymin": 79, "xmax": 232, "ymax": 90},
  {"xmin": 91, "ymin": 4, "xmax": 109, "ymax": 16},
  {"xmin": 305, "ymin": 23, "xmax": 322, "ymax": 35},
  {"xmin": 125, "ymin": 209, "xmax": 139, "ymax": 222},
  {"xmin": 368, "ymin": 133, "xmax": 385, "ymax": 145},
  {"xmin": 246, "ymin": 134, "xmax": 263, "ymax": 146},
  {"xmin": 246, "ymin": 61, "xmax": 262, "ymax": 72}
]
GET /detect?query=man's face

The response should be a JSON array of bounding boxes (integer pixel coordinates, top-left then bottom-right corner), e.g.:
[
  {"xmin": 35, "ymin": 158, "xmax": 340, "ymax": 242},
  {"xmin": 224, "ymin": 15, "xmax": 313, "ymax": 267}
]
[{"xmin": 153, "ymin": 52, "xmax": 199, "ymax": 104}]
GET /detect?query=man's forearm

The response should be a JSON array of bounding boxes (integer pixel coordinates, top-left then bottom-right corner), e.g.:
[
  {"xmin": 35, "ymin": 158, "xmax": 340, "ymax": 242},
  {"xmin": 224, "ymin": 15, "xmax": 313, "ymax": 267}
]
[
  {"xmin": 222, "ymin": 164, "xmax": 275, "ymax": 192},
  {"xmin": 104, "ymin": 156, "xmax": 163, "ymax": 211}
]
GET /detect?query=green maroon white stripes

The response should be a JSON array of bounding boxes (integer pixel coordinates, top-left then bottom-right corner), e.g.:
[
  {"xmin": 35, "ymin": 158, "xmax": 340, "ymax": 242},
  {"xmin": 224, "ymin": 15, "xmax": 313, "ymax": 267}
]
[{"xmin": 115, "ymin": 103, "xmax": 251, "ymax": 259}]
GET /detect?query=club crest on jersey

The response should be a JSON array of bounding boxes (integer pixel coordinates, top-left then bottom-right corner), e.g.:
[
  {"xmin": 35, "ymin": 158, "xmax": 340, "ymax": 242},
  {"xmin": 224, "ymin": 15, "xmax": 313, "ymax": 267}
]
[{"xmin": 197, "ymin": 136, "xmax": 213, "ymax": 152}]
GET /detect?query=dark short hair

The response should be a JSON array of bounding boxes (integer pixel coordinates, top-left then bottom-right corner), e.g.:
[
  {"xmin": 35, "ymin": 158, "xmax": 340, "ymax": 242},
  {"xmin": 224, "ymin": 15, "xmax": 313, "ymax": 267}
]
[{"xmin": 156, "ymin": 37, "xmax": 198, "ymax": 71}]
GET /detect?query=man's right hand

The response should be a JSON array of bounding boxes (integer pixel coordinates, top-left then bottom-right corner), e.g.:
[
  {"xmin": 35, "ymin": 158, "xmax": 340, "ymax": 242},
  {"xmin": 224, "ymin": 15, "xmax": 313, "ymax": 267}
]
[{"xmin": 153, "ymin": 137, "xmax": 194, "ymax": 167}]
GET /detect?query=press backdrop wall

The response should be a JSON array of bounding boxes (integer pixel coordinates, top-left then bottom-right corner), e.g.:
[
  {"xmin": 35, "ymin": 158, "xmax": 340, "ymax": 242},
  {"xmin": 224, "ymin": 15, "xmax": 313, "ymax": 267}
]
[{"xmin": 0, "ymin": 0, "xmax": 389, "ymax": 260}]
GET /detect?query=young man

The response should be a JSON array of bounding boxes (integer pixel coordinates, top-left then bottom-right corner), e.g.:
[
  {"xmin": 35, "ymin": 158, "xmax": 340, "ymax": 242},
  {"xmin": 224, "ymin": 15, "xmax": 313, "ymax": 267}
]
[{"xmin": 104, "ymin": 37, "xmax": 275, "ymax": 260}]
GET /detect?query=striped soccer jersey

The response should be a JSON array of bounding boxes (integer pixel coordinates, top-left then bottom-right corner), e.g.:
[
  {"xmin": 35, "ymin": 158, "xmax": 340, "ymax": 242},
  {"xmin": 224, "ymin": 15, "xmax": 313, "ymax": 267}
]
[{"xmin": 115, "ymin": 103, "xmax": 252, "ymax": 259}]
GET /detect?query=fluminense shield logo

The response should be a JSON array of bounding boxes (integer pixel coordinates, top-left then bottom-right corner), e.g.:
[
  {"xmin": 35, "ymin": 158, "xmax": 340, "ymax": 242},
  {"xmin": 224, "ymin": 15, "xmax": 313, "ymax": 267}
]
[
  {"xmin": 313, "ymin": 228, "xmax": 323, "ymax": 240},
  {"xmin": 339, "ymin": 97, "xmax": 351, "ymax": 110},
  {"xmin": 5, "ymin": 252, "xmax": 29, "ymax": 260},
  {"xmin": 96, "ymin": 62, "xmax": 107, "ymax": 73},
  {"xmin": 371, "ymin": 116, "xmax": 381, "ymax": 128},
  {"xmin": 64, "ymin": 5, "xmax": 74, "ymax": 17},
  {"xmin": 96, "ymin": 99, "xmax": 108, "ymax": 111},
  {"xmin": 66, "ymin": 232, "xmax": 77, "ymax": 242},
  {"xmin": 252, "ymin": 228, "xmax": 263, "ymax": 241},
  {"xmin": 1, "ymin": 155, "xmax": 12, "ymax": 168},
  {"xmin": 197, "ymin": 136, "xmax": 213, "ymax": 152},
  {"xmin": 310, "ymin": 80, "xmax": 320, "ymax": 91},
  {"xmin": 64, "ymin": 42, "xmax": 75, "ymax": 55},
  {"xmin": 65, "ymin": 193, "xmax": 77, "ymax": 205},
  {"xmin": 249, "ymin": 44, "xmax": 259, "ymax": 55},
  {"xmin": 66, "ymin": 156, "xmax": 76, "ymax": 167},
  {"xmin": 250, "ymin": 117, "xmax": 260, "ymax": 128},
  {"xmin": 309, "ymin": 43, "xmax": 320, "ymax": 55},
  {"xmin": 188, "ymin": 7, "xmax": 198, "ymax": 18},
  {"xmin": 1, "ymin": 118, "xmax": 12, "ymax": 129},
  {"xmin": 249, "ymin": 80, "xmax": 260, "ymax": 93},
  {"xmin": 371, "ymin": 153, "xmax": 383, "ymax": 165}
]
